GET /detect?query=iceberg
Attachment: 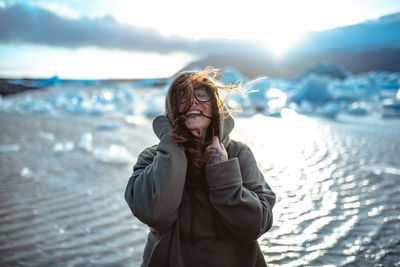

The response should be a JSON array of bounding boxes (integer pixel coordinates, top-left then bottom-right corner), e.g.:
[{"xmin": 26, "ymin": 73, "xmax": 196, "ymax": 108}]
[
  {"xmin": 297, "ymin": 63, "xmax": 349, "ymax": 80},
  {"xmin": 290, "ymin": 75, "xmax": 332, "ymax": 104},
  {"xmin": 0, "ymin": 86, "xmax": 135, "ymax": 116},
  {"xmin": 381, "ymin": 102, "xmax": 400, "ymax": 118},
  {"xmin": 240, "ymin": 77, "xmax": 289, "ymax": 116},
  {"xmin": 1, "ymin": 68, "xmax": 400, "ymax": 121},
  {"xmin": 220, "ymin": 67, "xmax": 247, "ymax": 85},
  {"xmin": 142, "ymin": 87, "xmax": 167, "ymax": 119},
  {"xmin": 347, "ymin": 102, "xmax": 370, "ymax": 116},
  {"xmin": 242, "ymin": 77, "xmax": 271, "ymax": 113},
  {"xmin": 132, "ymin": 78, "xmax": 167, "ymax": 88},
  {"xmin": 31, "ymin": 75, "xmax": 64, "ymax": 87}
]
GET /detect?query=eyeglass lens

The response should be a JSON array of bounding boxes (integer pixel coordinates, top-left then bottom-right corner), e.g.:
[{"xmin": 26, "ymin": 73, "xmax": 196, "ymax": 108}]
[
  {"xmin": 179, "ymin": 87, "xmax": 211, "ymax": 103},
  {"xmin": 194, "ymin": 87, "xmax": 211, "ymax": 102}
]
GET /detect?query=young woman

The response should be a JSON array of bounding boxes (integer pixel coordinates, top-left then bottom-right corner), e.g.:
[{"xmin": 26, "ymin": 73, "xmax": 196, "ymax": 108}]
[{"xmin": 125, "ymin": 68, "xmax": 276, "ymax": 266}]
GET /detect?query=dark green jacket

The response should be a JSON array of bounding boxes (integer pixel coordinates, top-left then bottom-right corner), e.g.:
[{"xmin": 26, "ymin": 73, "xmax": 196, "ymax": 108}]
[{"xmin": 125, "ymin": 72, "xmax": 276, "ymax": 266}]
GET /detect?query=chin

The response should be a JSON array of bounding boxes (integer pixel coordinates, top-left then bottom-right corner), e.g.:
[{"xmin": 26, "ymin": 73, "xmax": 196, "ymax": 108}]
[{"xmin": 184, "ymin": 118, "xmax": 210, "ymax": 137}]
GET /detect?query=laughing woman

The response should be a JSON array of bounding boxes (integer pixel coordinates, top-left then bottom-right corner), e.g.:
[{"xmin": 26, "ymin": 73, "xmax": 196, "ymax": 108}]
[{"xmin": 125, "ymin": 68, "xmax": 276, "ymax": 267}]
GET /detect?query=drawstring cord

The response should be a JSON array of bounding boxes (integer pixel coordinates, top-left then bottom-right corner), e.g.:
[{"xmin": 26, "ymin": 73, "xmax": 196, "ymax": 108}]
[{"xmin": 189, "ymin": 191, "xmax": 196, "ymax": 245}]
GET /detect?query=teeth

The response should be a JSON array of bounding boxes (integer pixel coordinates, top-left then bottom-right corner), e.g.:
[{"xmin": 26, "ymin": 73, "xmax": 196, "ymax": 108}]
[{"xmin": 187, "ymin": 110, "xmax": 201, "ymax": 115}]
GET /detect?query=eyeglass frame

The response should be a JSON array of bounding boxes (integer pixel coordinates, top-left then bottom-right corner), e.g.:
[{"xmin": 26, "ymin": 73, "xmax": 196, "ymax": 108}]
[{"xmin": 179, "ymin": 86, "xmax": 213, "ymax": 103}]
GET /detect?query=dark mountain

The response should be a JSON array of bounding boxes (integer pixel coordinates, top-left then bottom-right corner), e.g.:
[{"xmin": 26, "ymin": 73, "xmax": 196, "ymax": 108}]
[
  {"xmin": 180, "ymin": 12, "xmax": 400, "ymax": 79},
  {"xmin": 292, "ymin": 12, "xmax": 400, "ymax": 54}
]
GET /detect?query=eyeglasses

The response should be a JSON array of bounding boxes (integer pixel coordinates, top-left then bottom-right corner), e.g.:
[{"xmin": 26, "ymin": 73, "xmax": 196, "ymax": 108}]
[{"xmin": 179, "ymin": 87, "xmax": 212, "ymax": 103}]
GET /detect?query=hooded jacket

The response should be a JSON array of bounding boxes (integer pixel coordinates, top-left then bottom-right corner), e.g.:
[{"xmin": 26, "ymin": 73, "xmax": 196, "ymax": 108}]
[{"xmin": 125, "ymin": 72, "xmax": 276, "ymax": 267}]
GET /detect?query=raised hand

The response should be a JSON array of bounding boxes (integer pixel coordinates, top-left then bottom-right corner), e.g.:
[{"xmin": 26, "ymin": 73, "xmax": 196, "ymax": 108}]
[{"xmin": 205, "ymin": 136, "xmax": 228, "ymax": 165}]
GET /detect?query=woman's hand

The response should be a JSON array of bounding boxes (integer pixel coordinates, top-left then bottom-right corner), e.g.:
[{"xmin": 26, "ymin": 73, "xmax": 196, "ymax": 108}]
[{"xmin": 205, "ymin": 136, "xmax": 228, "ymax": 165}]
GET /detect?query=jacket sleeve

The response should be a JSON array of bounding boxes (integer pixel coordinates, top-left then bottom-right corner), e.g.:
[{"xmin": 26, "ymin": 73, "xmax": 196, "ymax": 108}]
[
  {"xmin": 124, "ymin": 116, "xmax": 187, "ymax": 233},
  {"xmin": 205, "ymin": 143, "xmax": 276, "ymax": 242}
]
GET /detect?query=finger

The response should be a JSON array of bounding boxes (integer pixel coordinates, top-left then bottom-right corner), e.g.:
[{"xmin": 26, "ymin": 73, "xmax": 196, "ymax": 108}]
[
  {"xmin": 211, "ymin": 136, "xmax": 219, "ymax": 145},
  {"xmin": 220, "ymin": 143, "xmax": 226, "ymax": 152}
]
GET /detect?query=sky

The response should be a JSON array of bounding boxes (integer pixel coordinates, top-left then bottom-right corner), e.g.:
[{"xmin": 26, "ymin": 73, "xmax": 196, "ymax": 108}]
[{"xmin": 0, "ymin": 0, "xmax": 399, "ymax": 79}]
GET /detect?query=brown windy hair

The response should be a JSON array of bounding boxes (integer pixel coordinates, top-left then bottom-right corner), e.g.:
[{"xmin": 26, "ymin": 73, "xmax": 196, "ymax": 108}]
[{"xmin": 168, "ymin": 67, "xmax": 240, "ymax": 169}]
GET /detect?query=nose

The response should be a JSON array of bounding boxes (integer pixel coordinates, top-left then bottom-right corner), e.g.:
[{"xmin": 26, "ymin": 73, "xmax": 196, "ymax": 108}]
[{"xmin": 191, "ymin": 96, "xmax": 199, "ymax": 106}]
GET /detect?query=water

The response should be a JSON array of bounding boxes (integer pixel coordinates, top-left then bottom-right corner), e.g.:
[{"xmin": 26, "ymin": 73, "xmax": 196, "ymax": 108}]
[
  {"xmin": 233, "ymin": 114, "xmax": 400, "ymax": 266},
  {"xmin": 0, "ymin": 113, "xmax": 399, "ymax": 266}
]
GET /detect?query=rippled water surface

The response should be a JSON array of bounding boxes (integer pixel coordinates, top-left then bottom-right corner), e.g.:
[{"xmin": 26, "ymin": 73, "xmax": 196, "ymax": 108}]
[{"xmin": 1, "ymin": 113, "xmax": 399, "ymax": 266}]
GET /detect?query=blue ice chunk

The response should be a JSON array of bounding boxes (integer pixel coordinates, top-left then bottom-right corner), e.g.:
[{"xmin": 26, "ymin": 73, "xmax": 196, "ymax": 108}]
[
  {"xmin": 31, "ymin": 75, "xmax": 63, "ymax": 87},
  {"xmin": 381, "ymin": 102, "xmax": 400, "ymax": 118},
  {"xmin": 93, "ymin": 144, "xmax": 135, "ymax": 164},
  {"xmin": 297, "ymin": 63, "xmax": 349, "ymax": 80},
  {"xmin": 20, "ymin": 99, "xmax": 54, "ymax": 115},
  {"xmin": 265, "ymin": 88, "xmax": 287, "ymax": 114},
  {"xmin": 236, "ymin": 77, "xmax": 289, "ymax": 115},
  {"xmin": 97, "ymin": 122, "xmax": 121, "ymax": 131},
  {"xmin": 291, "ymin": 75, "xmax": 331, "ymax": 104},
  {"xmin": 53, "ymin": 141, "xmax": 74, "ymax": 154},
  {"xmin": 8, "ymin": 79, "xmax": 28, "ymax": 86},
  {"xmin": 221, "ymin": 67, "xmax": 247, "ymax": 85},
  {"xmin": 243, "ymin": 77, "xmax": 271, "ymax": 112},
  {"xmin": 315, "ymin": 103, "xmax": 340, "ymax": 118},
  {"xmin": 143, "ymin": 89, "xmax": 166, "ymax": 119},
  {"xmin": 79, "ymin": 133, "xmax": 93, "ymax": 151},
  {"xmin": 348, "ymin": 102, "xmax": 369, "ymax": 116},
  {"xmin": 133, "ymin": 78, "xmax": 166, "ymax": 88},
  {"xmin": 0, "ymin": 143, "xmax": 20, "ymax": 153},
  {"xmin": 292, "ymin": 101, "xmax": 314, "ymax": 115}
]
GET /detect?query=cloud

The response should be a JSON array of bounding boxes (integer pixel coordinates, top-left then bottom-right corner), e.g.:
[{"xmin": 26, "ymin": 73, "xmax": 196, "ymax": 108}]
[{"xmin": 0, "ymin": 3, "xmax": 268, "ymax": 56}]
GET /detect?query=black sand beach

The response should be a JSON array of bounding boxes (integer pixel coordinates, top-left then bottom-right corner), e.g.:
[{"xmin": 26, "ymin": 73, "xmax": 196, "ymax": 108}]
[{"xmin": 1, "ymin": 112, "xmax": 399, "ymax": 266}]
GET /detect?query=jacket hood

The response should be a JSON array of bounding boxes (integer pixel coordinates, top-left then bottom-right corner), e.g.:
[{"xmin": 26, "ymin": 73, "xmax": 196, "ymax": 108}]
[{"xmin": 165, "ymin": 71, "xmax": 235, "ymax": 146}]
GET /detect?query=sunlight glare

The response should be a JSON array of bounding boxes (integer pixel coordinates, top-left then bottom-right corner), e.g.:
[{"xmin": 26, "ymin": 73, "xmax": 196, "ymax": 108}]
[{"xmin": 0, "ymin": 44, "xmax": 196, "ymax": 79}]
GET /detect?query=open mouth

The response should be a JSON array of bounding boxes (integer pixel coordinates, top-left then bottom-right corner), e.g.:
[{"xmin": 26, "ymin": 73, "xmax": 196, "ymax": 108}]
[
  {"xmin": 185, "ymin": 110, "xmax": 203, "ymax": 117},
  {"xmin": 184, "ymin": 110, "xmax": 212, "ymax": 120}
]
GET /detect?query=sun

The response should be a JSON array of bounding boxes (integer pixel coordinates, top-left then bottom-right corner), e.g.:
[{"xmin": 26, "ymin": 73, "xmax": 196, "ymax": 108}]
[{"xmin": 260, "ymin": 29, "xmax": 305, "ymax": 58}]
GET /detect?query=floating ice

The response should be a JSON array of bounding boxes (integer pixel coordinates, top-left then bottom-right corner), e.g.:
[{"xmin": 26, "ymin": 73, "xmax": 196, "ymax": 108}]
[
  {"xmin": 124, "ymin": 115, "xmax": 148, "ymax": 127},
  {"xmin": 31, "ymin": 75, "xmax": 64, "ymax": 87},
  {"xmin": 97, "ymin": 122, "xmax": 121, "ymax": 131},
  {"xmin": 53, "ymin": 141, "xmax": 74, "ymax": 153},
  {"xmin": 143, "ymin": 88, "xmax": 166, "ymax": 118},
  {"xmin": 291, "ymin": 75, "xmax": 331, "ymax": 104},
  {"xmin": 0, "ymin": 86, "xmax": 135, "ymax": 116},
  {"xmin": 132, "ymin": 78, "xmax": 167, "ymax": 88},
  {"xmin": 20, "ymin": 167, "xmax": 32, "ymax": 178},
  {"xmin": 315, "ymin": 102, "xmax": 341, "ymax": 118},
  {"xmin": 242, "ymin": 77, "xmax": 272, "ymax": 113},
  {"xmin": 79, "ymin": 133, "xmax": 93, "ymax": 151},
  {"xmin": 93, "ymin": 144, "xmax": 135, "ymax": 164},
  {"xmin": 348, "ymin": 102, "xmax": 370, "ymax": 116},
  {"xmin": 381, "ymin": 102, "xmax": 400, "ymax": 118},
  {"xmin": 221, "ymin": 67, "xmax": 247, "ymax": 85},
  {"xmin": 0, "ymin": 143, "xmax": 20, "ymax": 153},
  {"xmin": 236, "ymin": 77, "xmax": 289, "ymax": 116},
  {"xmin": 266, "ymin": 88, "xmax": 287, "ymax": 115},
  {"xmin": 297, "ymin": 63, "xmax": 349, "ymax": 80},
  {"xmin": 39, "ymin": 132, "xmax": 55, "ymax": 141},
  {"xmin": 1, "ymin": 68, "xmax": 400, "ymax": 120}
]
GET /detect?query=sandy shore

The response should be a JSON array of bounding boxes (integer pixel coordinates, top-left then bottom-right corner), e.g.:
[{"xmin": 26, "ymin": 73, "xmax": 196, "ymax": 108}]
[{"xmin": 1, "ymin": 113, "xmax": 400, "ymax": 266}]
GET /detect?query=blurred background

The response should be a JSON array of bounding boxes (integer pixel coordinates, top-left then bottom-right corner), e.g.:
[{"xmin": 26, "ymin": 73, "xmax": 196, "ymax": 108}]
[{"xmin": 0, "ymin": 0, "xmax": 399, "ymax": 266}]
